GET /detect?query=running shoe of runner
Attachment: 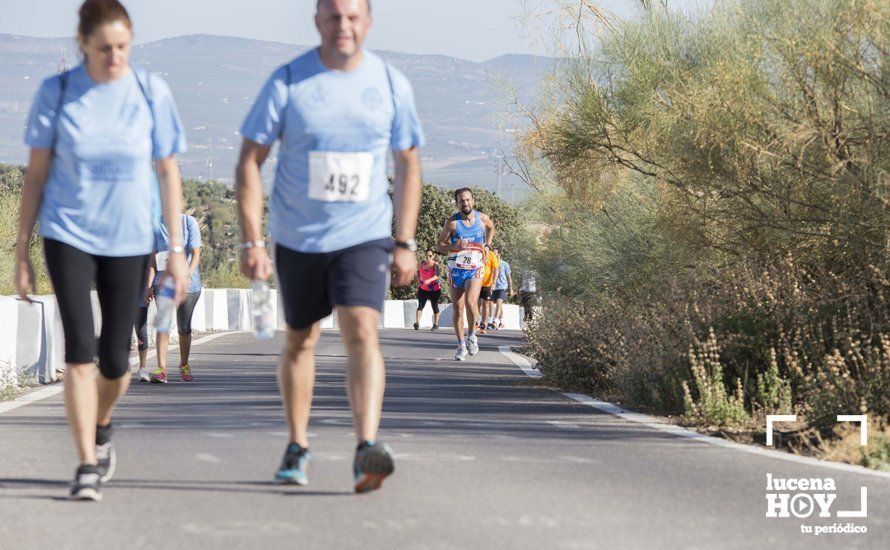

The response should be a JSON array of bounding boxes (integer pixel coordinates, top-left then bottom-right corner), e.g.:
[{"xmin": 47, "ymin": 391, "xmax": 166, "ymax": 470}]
[
  {"xmin": 236, "ymin": 0, "xmax": 424, "ymax": 494},
  {"xmin": 454, "ymin": 342, "xmax": 468, "ymax": 361},
  {"xmin": 70, "ymin": 464, "xmax": 102, "ymax": 502},
  {"xmin": 95, "ymin": 423, "xmax": 116, "ymax": 482},
  {"xmin": 437, "ymin": 188, "xmax": 495, "ymax": 360},
  {"xmin": 467, "ymin": 332, "xmax": 479, "ymax": 355},
  {"xmin": 353, "ymin": 441, "xmax": 395, "ymax": 493},
  {"xmin": 150, "ymin": 368, "xmax": 168, "ymax": 384},
  {"xmin": 274, "ymin": 443, "xmax": 311, "ymax": 485}
]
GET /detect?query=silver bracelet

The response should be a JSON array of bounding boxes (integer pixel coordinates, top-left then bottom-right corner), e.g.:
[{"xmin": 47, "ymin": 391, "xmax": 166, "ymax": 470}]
[{"xmin": 240, "ymin": 240, "xmax": 266, "ymax": 250}]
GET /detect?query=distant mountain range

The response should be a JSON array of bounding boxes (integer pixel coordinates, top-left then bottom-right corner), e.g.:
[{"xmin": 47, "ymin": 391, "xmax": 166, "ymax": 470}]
[{"xmin": 0, "ymin": 33, "xmax": 555, "ymax": 201}]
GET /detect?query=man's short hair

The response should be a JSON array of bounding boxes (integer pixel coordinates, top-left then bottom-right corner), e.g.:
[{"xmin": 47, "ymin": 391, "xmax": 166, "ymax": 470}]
[
  {"xmin": 454, "ymin": 187, "xmax": 473, "ymax": 202},
  {"xmin": 317, "ymin": 0, "xmax": 372, "ymax": 12}
]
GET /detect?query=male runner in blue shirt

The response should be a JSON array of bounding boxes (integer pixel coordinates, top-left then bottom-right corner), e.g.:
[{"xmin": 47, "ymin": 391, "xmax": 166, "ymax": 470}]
[{"xmin": 236, "ymin": 0, "xmax": 423, "ymax": 493}]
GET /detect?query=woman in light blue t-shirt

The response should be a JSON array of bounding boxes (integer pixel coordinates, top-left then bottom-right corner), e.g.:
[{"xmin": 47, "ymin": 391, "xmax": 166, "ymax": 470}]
[{"xmin": 13, "ymin": 0, "xmax": 189, "ymax": 502}]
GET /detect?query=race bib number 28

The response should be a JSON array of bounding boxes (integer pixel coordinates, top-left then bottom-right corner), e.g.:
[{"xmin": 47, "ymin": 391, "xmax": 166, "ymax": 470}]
[
  {"xmin": 448, "ymin": 249, "xmax": 484, "ymax": 270},
  {"xmin": 308, "ymin": 151, "xmax": 373, "ymax": 202}
]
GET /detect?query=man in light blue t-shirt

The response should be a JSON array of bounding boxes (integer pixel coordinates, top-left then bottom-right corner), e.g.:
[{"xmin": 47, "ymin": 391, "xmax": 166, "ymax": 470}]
[
  {"xmin": 491, "ymin": 250, "xmax": 513, "ymax": 329},
  {"xmin": 235, "ymin": 0, "xmax": 423, "ymax": 493}
]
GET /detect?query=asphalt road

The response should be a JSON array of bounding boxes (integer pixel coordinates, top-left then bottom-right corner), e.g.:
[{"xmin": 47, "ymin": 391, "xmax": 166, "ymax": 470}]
[{"xmin": 1, "ymin": 329, "xmax": 887, "ymax": 549}]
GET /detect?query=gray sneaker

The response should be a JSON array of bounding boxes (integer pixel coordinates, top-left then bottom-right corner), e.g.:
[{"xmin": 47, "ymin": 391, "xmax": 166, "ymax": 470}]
[
  {"xmin": 353, "ymin": 441, "xmax": 395, "ymax": 493},
  {"xmin": 467, "ymin": 333, "xmax": 479, "ymax": 355},
  {"xmin": 96, "ymin": 424, "xmax": 115, "ymax": 483},
  {"xmin": 454, "ymin": 345, "xmax": 468, "ymax": 361},
  {"xmin": 70, "ymin": 464, "xmax": 102, "ymax": 502}
]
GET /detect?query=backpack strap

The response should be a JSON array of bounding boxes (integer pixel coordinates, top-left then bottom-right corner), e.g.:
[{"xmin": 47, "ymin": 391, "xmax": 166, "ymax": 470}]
[
  {"xmin": 278, "ymin": 63, "xmax": 293, "ymax": 140},
  {"xmin": 50, "ymin": 71, "xmax": 70, "ymax": 153},
  {"xmin": 132, "ymin": 66, "xmax": 155, "ymax": 121},
  {"xmin": 383, "ymin": 61, "xmax": 398, "ymax": 117}
]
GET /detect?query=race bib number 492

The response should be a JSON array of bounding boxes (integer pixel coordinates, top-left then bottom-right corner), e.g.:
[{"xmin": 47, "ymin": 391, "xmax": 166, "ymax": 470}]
[{"xmin": 308, "ymin": 151, "xmax": 373, "ymax": 202}]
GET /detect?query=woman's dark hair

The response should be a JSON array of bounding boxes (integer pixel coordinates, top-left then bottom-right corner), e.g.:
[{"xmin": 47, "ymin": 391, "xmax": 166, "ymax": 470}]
[
  {"xmin": 78, "ymin": 0, "xmax": 132, "ymax": 38},
  {"xmin": 425, "ymin": 249, "xmax": 435, "ymax": 255}
]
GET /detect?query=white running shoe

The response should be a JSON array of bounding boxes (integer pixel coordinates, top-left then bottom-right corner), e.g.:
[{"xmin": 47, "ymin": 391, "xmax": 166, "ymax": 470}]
[
  {"xmin": 454, "ymin": 345, "xmax": 468, "ymax": 361},
  {"xmin": 138, "ymin": 367, "xmax": 150, "ymax": 382},
  {"xmin": 467, "ymin": 333, "xmax": 479, "ymax": 355}
]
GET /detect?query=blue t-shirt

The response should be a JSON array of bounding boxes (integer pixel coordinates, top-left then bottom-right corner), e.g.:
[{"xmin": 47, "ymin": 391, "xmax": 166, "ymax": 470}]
[
  {"xmin": 24, "ymin": 64, "xmax": 186, "ymax": 257},
  {"xmin": 495, "ymin": 260, "xmax": 511, "ymax": 290},
  {"xmin": 154, "ymin": 214, "xmax": 202, "ymax": 293},
  {"xmin": 240, "ymin": 49, "xmax": 425, "ymax": 253}
]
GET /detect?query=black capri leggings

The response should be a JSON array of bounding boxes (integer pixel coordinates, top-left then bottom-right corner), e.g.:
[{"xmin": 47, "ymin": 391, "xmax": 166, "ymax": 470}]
[
  {"xmin": 135, "ymin": 306, "xmax": 149, "ymax": 351},
  {"xmin": 417, "ymin": 289, "xmax": 441, "ymax": 314},
  {"xmin": 176, "ymin": 290, "xmax": 202, "ymax": 335},
  {"xmin": 133, "ymin": 290, "xmax": 200, "ymax": 350},
  {"xmin": 44, "ymin": 239, "xmax": 149, "ymax": 379}
]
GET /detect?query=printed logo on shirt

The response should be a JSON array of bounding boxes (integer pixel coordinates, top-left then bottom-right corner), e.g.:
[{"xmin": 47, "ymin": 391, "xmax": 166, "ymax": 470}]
[
  {"xmin": 302, "ymin": 83, "xmax": 331, "ymax": 109},
  {"xmin": 84, "ymin": 154, "xmax": 139, "ymax": 183}
]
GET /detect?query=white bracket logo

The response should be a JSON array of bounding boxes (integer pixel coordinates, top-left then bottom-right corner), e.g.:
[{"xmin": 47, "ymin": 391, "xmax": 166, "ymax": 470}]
[
  {"xmin": 765, "ymin": 415, "xmax": 868, "ymax": 446},
  {"xmin": 765, "ymin": 415, "xmax": 797, "ymax": 446},
  {"xmin": 836, "ymin": 415, "xmax": 868, "ymax": 446}
]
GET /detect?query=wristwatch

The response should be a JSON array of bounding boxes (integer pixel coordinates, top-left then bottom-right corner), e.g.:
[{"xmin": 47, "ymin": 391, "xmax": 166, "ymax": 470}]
[
  {"xmin": 169, "ymin": 245, "xmax": 185, "ymax": 254},
  {"xmin": 240, "ymin": 240, "xmax": 266, "ymax": 250},
  {"xmin": 394, "ymin": 238, "xmax": 417, "ymax": 252}
]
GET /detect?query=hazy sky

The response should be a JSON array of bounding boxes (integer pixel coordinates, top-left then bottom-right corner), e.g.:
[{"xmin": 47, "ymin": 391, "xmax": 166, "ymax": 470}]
[{"xmin": 0, "ymin": 0, "xmax": 712, "ymax": 61}]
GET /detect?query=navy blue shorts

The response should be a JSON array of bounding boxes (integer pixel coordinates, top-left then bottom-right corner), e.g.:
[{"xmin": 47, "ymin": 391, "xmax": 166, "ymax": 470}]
[
  {"xmin": 491, "ymin": 289, "xmax": 507, "ymax": 302},
  {"xmin": 274, "ymin": 238, "xmax": 393, "ymax": 330}
]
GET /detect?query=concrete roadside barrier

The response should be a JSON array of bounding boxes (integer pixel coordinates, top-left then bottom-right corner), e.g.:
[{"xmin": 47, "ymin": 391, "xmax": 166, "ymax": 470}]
[
  {"xmin": 1, "ymin": 290, "xmax": 527, "ymax": 387},
  {"xmin": 0, "ymin": 297, "xmax": 19, "ymax": 389}
]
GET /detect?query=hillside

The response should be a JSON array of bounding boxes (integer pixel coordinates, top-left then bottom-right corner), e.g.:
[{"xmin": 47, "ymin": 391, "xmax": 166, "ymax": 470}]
[{"xmin": 0, "ymin": 33, "xmax": 554, "ymax": 200}]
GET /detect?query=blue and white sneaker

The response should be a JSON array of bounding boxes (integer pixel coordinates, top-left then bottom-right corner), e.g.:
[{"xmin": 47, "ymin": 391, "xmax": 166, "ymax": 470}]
[
  {"xmin": 467, "ymin": 333, "xmax": 479, "ymax": 355},
  {"xmin": 454, "ymin": 344, "xmax": 468, "ymax": 361},
  {"xmin": 353, "ymin": 441, "xmax": 395, "ymax": 493},
  {"xmin": 274, "ymin": 443, "xmax": 311, "ymax": 485}
]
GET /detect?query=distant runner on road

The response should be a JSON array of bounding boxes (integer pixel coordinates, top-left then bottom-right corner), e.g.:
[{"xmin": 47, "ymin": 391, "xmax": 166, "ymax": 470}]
[
  {"xmin": 437, "ymin": 188, "xmax": 495, "ymax": 361},
  {"xmin": 520, "ymin": 268, "xmax": 538, "ymax": 323},
  {"xmin": 415, "ymin": 249, "xmax": 442, "ymax": 330},
  {"xmin": 236, "ymin": 0, "xmax": 424, "ymax": 493},
  {"xmin": 491, "ymin": 248, "xmax": 512, "ymax": 329},
  {"xmin": 14, "ymin": 0, "xmax": 188, "ymax": 502},
  {"xmin": 477, "ymin": 246, "xmax": 499, "ymax": 334},
  {"xmin": 146, "ymin": 213, "xmax": 202, "ymax": 384}
]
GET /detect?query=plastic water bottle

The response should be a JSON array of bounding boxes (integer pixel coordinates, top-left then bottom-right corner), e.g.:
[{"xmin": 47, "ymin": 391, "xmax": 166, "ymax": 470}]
[
  {"xmin": 252, "ymin": 280, "xmax": 274, "ymax": 339},
  {"xmin": 154, "ymin": 277, "xmax": 176, "ymax": 334}
]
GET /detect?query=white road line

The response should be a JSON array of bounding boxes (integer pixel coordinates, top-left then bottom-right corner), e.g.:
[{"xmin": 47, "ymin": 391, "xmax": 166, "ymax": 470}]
[
  {"xmin": 500, "ymin": 348, "xmax": 890, "ymax": 481},
  {"xmin": 0, "ymin": 331, "xmax": 239, "ymax": 415},
  {"xmin": 497, "ymin": 345, "xmax": 543, "ymax": 378}
]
